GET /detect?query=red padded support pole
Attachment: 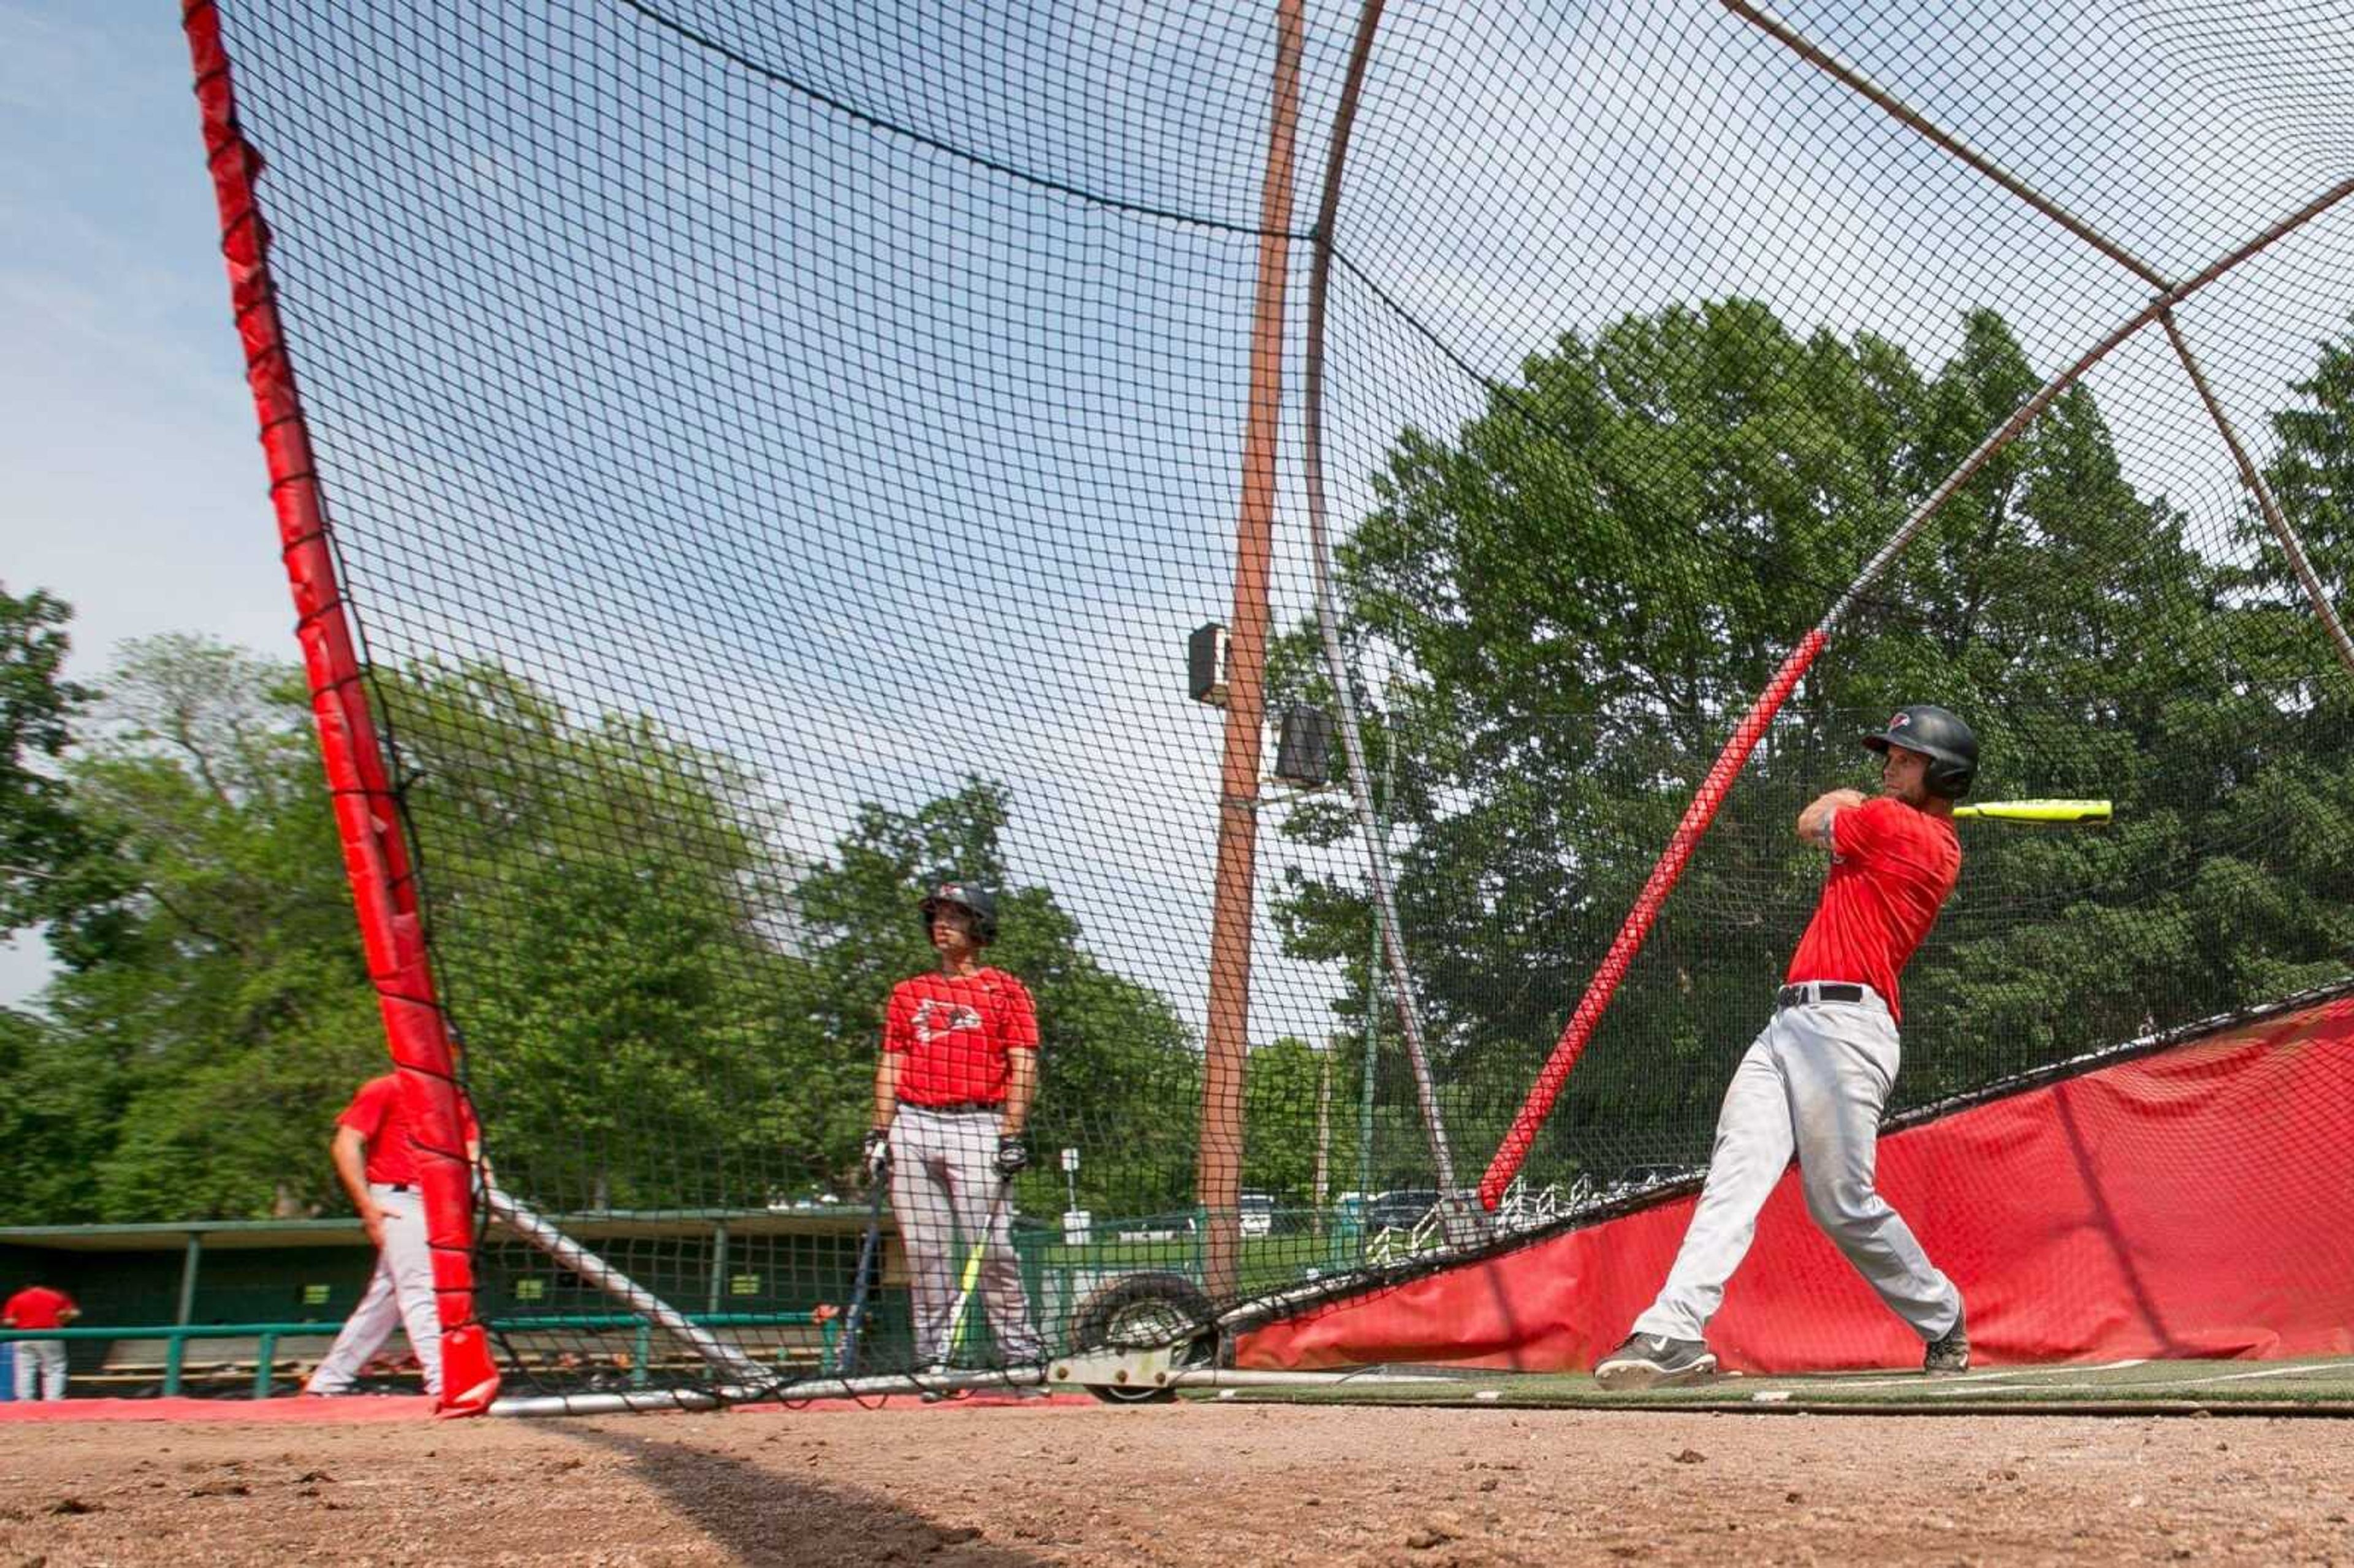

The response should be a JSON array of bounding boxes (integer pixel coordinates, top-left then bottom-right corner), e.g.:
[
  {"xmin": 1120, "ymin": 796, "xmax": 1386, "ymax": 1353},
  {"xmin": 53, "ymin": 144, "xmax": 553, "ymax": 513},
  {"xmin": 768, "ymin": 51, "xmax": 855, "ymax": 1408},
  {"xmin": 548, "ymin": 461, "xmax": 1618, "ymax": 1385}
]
[
  {"xmin": 182, "ymin": 0, "xmax": 498, "ymax": 1415},
  {"xmin": 1477, "ymin": 629, "xmax": 1827, "ymax": 1209}
]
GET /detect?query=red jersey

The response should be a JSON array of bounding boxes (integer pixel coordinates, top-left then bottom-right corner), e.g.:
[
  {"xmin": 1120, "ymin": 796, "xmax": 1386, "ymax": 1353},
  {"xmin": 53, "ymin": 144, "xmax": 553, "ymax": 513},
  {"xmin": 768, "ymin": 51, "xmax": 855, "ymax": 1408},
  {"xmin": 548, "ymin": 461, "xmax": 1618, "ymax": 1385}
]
[
  {"xmin": 3, "ymin": 1285, "xmax": 77, "ymax": 1330},
  {"xmin": 338, "ymin": 1074, "xmax": 481, "ymax": 1185},
  {"xmin": 1786, "ymin": 794, "xmax": 1960, "ymax": 1022},
  {"xmin": 883, "ymin": 968, "xmax": 1039, "ymax": 1107}
]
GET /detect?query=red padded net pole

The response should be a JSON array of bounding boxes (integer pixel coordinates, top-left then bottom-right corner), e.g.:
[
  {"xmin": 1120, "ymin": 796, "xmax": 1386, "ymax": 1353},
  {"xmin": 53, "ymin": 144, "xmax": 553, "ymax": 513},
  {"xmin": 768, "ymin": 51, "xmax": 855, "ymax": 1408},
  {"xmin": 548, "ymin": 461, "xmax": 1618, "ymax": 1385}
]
[
  {"xmin": 183, "ymin": 0, "xmax": 498, "ymax": 1415},
  {"xmin": 1476, "ymin": 630, "xmax": 1825, "ymax": 1209}
]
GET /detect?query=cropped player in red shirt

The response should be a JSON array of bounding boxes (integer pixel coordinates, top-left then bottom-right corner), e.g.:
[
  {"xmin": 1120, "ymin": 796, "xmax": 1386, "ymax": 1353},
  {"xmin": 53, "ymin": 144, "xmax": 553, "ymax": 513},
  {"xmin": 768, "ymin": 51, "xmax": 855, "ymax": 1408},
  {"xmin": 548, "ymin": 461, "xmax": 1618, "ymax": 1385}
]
[
  {"xmin": 864, "ymin": 883, "xmax": 1045, "ymax": 1393},
  {"xmin": 303, "ymin": 1072, "xmax": 480, "ymax": 1399},
  {"xmin": 1597, "ymin": 706, "xmax": 1978, "ymax": 1389},
  {"xmin": 4, "ymin": 1280, "xmax": 81, "ymax": 1401}
]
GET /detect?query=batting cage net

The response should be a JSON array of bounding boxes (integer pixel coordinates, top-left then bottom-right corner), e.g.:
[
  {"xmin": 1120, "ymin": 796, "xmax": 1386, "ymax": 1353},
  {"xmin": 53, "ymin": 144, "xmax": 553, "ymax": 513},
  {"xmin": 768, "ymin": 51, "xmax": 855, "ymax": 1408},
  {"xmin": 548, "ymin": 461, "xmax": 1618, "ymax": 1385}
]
[{"xmin": 188, "ymin": 0, "xmax": 2354, "ymax": 1402}]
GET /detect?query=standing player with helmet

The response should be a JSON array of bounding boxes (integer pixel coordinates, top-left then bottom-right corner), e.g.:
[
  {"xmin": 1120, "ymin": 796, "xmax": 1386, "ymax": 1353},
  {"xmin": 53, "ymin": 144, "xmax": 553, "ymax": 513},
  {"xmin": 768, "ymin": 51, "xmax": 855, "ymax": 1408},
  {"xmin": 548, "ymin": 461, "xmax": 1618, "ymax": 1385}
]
[
  {"xmin": 864, "ymin": 882, "xmax": 1046, "ymax": 1387},
  {"xmin": 1596, "ymin": 705, "xmax": 1979, "ymax": 1389}
]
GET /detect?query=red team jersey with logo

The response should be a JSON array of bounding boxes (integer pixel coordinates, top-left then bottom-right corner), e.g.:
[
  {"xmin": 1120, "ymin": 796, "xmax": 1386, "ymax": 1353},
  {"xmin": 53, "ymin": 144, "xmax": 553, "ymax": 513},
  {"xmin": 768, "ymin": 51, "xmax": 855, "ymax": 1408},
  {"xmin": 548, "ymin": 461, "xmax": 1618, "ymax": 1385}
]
[
  {"xmin": 3, "ymin": 1285, "xmax": 76, "ymax": 1329},
  {"xmin": 1786, "ymin": 795, "xmax": 1960, "ymax": 1022},
  {"xmin": 884, "ymin": 969, "xmax": 1040, "ymax": 1107},
  {"xmin": 339, "ymin": 1073, "xmax": 482, "ymax": 1185}
]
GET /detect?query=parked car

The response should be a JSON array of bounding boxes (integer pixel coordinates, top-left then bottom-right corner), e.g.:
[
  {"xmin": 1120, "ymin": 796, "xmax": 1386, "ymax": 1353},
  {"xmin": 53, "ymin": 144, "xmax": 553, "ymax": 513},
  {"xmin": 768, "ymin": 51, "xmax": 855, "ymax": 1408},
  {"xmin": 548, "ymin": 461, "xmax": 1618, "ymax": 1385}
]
[
  {"xmin": 1617, "ymin": 1164, "xmax": 1699, "ymax": 1187},
  {"xmin": 1238, "ymin": 1192, "xmax": 1275, "ymax": 1238},
  {"xmin": 1365, "ymin": 1188, "xmax": 1441, "ymax": 1233},
  {"xmin": 1605, "ymin": 1165, "xmax": 1702, "ymax": 1202}
]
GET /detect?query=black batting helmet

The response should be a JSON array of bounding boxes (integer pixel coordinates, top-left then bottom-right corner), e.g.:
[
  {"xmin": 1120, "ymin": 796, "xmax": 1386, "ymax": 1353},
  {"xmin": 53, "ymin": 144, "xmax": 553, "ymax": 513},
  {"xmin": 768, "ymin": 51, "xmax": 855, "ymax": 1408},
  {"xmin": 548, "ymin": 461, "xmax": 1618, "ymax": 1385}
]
[
  {"xmin": 1860, "ymin": 705, "xmax": 1979, "ymax": 799},
  {"xmin": 919, "ymin": 881, "xmax": 998, "ymax": 944}
]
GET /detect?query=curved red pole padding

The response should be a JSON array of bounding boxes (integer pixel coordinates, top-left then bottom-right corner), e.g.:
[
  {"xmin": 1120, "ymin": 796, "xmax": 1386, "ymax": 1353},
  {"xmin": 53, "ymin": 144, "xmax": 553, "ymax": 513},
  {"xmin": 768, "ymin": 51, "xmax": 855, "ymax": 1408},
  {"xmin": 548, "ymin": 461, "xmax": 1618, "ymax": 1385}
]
[
  {"xmin": 183, "ymin": 0, "xmax": 496, "ymax": 1414},
  {"xmin": 1477, "ymin": 628, "xmax": 1827, "ymax": 1209}
]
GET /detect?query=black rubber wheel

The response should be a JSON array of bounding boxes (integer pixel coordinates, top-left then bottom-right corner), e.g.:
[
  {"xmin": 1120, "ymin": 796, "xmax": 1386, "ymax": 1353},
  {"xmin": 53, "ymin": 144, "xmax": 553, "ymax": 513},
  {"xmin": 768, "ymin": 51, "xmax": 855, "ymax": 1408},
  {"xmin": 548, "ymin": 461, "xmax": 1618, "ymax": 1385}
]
[{"xmin": 1067, "ymin": 1271, "xmax": 1217, "ymax": 1404}]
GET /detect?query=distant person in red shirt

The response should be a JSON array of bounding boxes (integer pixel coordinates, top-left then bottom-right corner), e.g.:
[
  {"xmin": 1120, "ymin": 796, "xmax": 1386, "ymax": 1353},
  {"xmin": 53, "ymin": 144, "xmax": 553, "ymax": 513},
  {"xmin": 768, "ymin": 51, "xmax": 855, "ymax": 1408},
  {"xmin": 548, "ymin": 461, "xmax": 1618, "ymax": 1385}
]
[
  {"xmin": 303, "ymin": 1073, "xmax": 479, "ymax": 1399},
  {"xmin": 864, "ymin": 883, "xmax": 1045, "ymax": 1392},
  {"xmin": 4, "ymin": 1279, "xmax": 80, "ymax": 1401},
  {"xmin": 1597, "ymin": 706, "xmax": 1978, "ymax": 1390}
]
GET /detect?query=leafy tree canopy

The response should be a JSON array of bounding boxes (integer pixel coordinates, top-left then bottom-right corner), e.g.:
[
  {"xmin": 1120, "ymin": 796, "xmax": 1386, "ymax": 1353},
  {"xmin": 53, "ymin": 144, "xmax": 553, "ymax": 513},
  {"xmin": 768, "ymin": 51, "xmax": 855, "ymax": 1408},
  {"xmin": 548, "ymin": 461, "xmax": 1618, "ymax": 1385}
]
[{"xmin": 0, "ymin": 584, "xmax": 107, "ymax": 952}]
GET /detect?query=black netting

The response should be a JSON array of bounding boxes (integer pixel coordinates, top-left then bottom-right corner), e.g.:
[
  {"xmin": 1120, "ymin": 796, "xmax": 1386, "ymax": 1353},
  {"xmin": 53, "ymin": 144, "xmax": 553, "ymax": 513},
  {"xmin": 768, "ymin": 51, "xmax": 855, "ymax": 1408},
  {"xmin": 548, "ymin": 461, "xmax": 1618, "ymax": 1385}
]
[{"xmin": 199, "ymin": 0, "xmax": 2354, "ymax": 1399}]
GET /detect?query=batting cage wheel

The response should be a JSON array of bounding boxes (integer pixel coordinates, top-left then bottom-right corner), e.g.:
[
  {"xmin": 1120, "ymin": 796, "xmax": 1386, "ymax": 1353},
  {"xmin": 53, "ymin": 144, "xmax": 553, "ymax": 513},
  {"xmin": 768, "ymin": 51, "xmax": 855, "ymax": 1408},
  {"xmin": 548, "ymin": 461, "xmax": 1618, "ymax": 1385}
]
[{"xmin": 1068, "ymin": 1272, "xmax": 1219, "ymax": 1404}]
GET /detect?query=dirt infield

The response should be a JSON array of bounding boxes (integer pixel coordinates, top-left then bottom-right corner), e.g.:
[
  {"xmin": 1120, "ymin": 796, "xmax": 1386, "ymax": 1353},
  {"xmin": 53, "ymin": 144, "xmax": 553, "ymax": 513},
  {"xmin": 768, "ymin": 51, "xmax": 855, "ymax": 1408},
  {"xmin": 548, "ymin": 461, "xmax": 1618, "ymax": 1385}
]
[{"xmin": 4, "ymin": 1398, "xmax": 2351, "ymax": 1565}]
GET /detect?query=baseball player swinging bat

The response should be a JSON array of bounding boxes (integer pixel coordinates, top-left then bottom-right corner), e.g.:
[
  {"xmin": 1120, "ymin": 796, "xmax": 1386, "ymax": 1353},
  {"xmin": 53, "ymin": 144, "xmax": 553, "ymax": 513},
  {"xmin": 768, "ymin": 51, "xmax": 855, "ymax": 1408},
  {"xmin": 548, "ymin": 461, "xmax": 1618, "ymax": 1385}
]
[{"xmin": 1951, "ymin": 798, "xmax": 2112, "ymax": 823}]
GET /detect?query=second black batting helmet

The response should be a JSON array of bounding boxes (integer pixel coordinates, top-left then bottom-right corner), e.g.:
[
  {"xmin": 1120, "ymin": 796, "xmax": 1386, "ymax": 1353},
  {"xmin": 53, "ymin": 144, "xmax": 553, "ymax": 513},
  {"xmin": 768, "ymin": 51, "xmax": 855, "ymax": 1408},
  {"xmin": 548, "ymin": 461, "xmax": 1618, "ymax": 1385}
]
[
  {"xmin": 1860, "ymin": 704, "xmax": 1979, "ymax": 799},
  {"xmin": 919, "ymin": 881, "xmax": 998, "ymax": 944}
]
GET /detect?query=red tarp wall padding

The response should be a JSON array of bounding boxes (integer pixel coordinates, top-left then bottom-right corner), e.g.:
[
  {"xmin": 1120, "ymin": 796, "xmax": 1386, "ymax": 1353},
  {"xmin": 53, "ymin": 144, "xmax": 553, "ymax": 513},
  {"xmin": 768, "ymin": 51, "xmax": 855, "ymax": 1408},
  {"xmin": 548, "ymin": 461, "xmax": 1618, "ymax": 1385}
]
[{"xmin": 1241, "ymin": 992, "xmax": 2354, "ymax": 1373}]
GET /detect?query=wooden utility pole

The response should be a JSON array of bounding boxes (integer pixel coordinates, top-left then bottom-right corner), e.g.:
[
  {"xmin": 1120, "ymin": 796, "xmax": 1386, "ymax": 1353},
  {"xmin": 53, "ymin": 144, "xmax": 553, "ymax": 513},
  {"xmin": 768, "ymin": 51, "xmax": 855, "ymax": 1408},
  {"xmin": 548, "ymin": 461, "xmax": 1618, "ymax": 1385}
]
[{"xmin": 1198, "ymin": 0, "xmax": 1305, "ymax": 1303}]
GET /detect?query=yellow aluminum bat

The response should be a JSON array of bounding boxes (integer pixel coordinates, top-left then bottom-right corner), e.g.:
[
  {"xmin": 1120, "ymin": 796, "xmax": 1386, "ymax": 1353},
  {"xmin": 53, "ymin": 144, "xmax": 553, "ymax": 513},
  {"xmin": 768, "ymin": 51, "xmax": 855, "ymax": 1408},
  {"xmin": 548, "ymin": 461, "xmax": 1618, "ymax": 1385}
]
[
  {"xmin": 944, "ymin": 1184, "xmax": 1015, "ymax": 1357},
  {"xmin": 1951, "ymin": 799, "xmax": 2112, "ymax": 823}
]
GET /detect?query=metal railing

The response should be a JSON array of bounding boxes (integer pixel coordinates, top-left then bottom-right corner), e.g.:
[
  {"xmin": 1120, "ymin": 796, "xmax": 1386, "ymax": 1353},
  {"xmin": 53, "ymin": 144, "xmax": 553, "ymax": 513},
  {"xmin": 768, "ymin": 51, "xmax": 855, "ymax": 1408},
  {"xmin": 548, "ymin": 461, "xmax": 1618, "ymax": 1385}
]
[{"xmin": 1, "ymin": 1311, "xmax": 839, "ymax": 1400}]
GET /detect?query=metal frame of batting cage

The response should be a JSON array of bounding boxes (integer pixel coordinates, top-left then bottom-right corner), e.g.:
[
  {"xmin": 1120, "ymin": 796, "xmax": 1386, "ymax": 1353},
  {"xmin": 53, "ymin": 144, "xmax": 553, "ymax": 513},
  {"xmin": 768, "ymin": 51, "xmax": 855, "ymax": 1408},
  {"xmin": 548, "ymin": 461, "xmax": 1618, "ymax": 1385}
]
[
  {"xmin": 1297, "ymin": 0, "xmax": 1480, "ymax": 1252},
  {"xmin": 183, "ymin": 0, "xmax": 494, "ymax": 1417},
  {"xmin": 187, "ymin": 0, "xmax": 2354, "ymax": 1412},
  {"xmin": 180, "ymin": 2, "xmax": 789, "ymax": 1416}
]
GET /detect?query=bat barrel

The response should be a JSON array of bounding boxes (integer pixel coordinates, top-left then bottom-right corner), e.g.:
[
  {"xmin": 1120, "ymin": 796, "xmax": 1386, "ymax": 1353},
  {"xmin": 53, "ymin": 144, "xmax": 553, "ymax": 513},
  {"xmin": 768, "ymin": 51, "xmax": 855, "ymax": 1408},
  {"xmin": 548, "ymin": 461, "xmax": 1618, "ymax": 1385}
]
[{"xmin": 1953, "ymin": 799, "xmax": 2112, "ymax": 822}]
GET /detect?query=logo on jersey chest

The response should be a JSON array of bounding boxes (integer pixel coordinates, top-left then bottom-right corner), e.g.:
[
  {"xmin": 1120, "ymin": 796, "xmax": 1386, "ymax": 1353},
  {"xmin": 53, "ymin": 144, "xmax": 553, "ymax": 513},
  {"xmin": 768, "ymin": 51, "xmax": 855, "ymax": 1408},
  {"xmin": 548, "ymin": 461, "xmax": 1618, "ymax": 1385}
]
[{"xmin": 912, "ymin": 998, "xmax": 984, "ymax": 1045}]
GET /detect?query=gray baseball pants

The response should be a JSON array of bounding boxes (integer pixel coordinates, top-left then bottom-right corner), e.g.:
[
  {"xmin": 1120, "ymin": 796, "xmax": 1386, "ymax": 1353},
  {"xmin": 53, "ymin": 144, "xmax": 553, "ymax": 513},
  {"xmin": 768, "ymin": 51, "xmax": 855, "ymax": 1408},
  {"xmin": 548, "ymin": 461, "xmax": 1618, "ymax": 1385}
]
[
  {"xmin": 307, "ymin": 1183, "xmax": 445, "ymax": 1397},
  {"xmin": 888, "ymin": 1105, "xmax": 1043, "ymax": 1367},
  {"xmin": 10, "ymin": 1339, "xmax": 67, "ymax": 1401},
  {"xmin": 1632, "ymin": 986, "xmax": 1962, "ymax": 1344}
]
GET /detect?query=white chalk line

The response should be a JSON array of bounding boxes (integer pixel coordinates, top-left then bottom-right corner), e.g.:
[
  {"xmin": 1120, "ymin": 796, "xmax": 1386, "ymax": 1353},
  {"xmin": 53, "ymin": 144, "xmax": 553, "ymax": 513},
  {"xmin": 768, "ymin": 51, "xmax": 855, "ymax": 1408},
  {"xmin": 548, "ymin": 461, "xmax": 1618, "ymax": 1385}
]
[{"xmin": 1731, "ymin": 1358, "xmax": 2348, "ymax": 1401}]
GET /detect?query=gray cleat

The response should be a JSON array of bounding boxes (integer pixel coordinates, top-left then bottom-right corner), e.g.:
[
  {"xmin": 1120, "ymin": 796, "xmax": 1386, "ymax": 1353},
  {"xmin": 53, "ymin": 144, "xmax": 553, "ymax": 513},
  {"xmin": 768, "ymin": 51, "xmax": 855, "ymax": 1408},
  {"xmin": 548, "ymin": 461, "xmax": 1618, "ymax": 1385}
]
[
  {"xmin": 1923, "ymin": 1315, "xmax": 1970, "ymax": 1374},
  {"xmin": 1594, "ymin": 1333, "xmax": 1719, "ymax": 1391}
]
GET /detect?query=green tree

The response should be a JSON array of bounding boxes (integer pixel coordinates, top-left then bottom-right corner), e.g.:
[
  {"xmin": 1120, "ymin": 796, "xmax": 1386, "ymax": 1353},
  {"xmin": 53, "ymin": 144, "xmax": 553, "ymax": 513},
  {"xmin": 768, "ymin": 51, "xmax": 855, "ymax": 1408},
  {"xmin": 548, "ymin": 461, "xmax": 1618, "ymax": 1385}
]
[
  {"xmin": 2257, "ymin": 313, "xmax": 2354, "ymax": 615},
  {"xmin": 1241, "ymin": 1035, "xmax": 1352, "ymax": 1207},
  {"xmin": 22, "ymin": 636, "xmax": 384, "ymax": 1220},
  {"xmin": 0, "ymin": 585, "xmax": 109, "ymax": 950},
  {"xmin": 371, "ymin": 659, "xmax": 801, "ymax": 1211},
  {"xmin": 0, "ymin": 1007, "xmax": 117, "ymax": 1224}
]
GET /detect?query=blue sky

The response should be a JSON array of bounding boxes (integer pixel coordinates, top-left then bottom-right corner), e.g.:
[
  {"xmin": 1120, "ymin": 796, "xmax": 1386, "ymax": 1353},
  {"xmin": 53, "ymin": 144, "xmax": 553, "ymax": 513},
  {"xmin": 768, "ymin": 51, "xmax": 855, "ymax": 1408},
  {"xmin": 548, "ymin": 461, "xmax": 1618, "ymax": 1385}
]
[{"xmin": 2, "ymin": 5, "xmax": 299, "ymax": 1004}]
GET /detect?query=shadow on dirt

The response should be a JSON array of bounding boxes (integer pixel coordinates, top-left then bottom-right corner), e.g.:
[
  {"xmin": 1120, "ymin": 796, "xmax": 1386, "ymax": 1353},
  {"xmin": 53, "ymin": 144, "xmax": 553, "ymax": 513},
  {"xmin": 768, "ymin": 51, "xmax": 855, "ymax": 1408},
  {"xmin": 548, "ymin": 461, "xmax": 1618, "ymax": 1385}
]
[{"xmin": 561, "ymin": 1423, "xmax": 1053, "ymax": 1566}]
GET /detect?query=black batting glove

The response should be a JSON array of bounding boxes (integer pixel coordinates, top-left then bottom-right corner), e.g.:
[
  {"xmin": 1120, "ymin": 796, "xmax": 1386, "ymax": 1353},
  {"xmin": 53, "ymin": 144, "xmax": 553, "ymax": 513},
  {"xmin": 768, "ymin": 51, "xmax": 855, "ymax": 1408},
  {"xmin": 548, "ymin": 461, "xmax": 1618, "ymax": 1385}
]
[
  {"xmin": 862, "ymin": 1128, "xmax": 892, "ymax": 1184},
  {"xmin": 993, "ymin": 1133, "xmax": 1030, "ymax": 1178}
]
